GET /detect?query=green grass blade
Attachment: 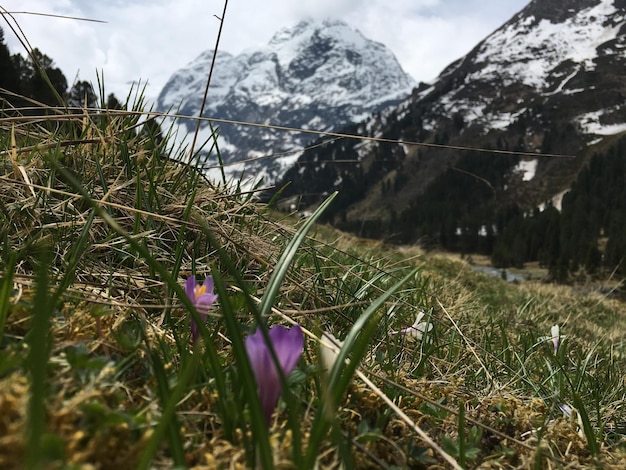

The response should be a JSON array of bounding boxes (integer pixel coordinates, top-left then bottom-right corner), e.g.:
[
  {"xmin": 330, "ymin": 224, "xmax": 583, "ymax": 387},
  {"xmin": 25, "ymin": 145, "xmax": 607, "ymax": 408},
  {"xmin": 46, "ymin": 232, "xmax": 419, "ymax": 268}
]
[
  {"xmin": 304, "ymin": 267, "xmax": 419, "ymax": 467},
  {"xmin": 211, "ymin": 268, "xmax": 274, "ymax": 469},
  {"xmin": 25, "ymin": 250, "xmax": 55, "ymax": 470},
  {"xmin": 209, "ymin": 122, "xmax": 227, "ymax": 185},
  {"xmin": 574, "ymin": 345, "xmax": 599, "ymax": 393},
  {"xmin": 329, "ymin": 268, "xmax": 419, "ymax": 404},
  {"xmin": 192, "ymin": 194, "xmax": 341, "ymax": 468},
  {"xmin": 0, "ymin": 250, "xmax": 16, "ymax": 342},
  {"xmin": 144, "ymin": 345, "xmax": 186, "ymax": 467},
  {"xmin": 137, "ymin": 345, "xmax": 198, "ymax": 469},
  {"xmin": 264, "ymin": 181, "xmax": 291, "ymax": 208},
  {"xmin": 52, "ymin": 210, "xmax": 96, "ymax": 304},
  {"xmin": 163, "ymin": 169, "xmax": 201, "ymax": 329},
  {"xmin": 258, "ymin": 191, "xmax": 337, "ymax": 317},
  {"xmin": 184, "ymin": 207, "xmax": 274, "ymax": 464},
  {"xmin": 572, "ymin": 392, "xmax": 600, "ymax": 456},
  {"xmin": 458, "ymin": 400, "xmax": 466, "ymax": 468},
  {"xmin": 192, "ymin": 219, "xmax": 298, "ymax": 468}
]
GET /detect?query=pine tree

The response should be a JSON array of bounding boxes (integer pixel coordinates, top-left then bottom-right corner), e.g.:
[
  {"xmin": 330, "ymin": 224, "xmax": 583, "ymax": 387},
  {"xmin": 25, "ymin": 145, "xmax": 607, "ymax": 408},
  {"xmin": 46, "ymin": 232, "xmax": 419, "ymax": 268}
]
[
  {"xmin": 105, "ymin": 93, "xmax": 124, "ymax": 110},
  {"xmin": 11, "ymin": 53, "xmax": 34, "ymax": 92},
  {"xmin": 67, "ymin": 80, "xmax": 97, "ymax": 109},
  {"xmin": 539, "ymin": 206, "xmax": 560, "ymax": 269},
  {"xmin": 140, "ymin": 118, "xmax": 164, "ymax": 151},
  {"xmin": 30, "ymin": 49, "xmax": 67, "ymax": 106},
  {"xmin": 0, "ymin": 27, "xmax": 20, "ymax": 94}
]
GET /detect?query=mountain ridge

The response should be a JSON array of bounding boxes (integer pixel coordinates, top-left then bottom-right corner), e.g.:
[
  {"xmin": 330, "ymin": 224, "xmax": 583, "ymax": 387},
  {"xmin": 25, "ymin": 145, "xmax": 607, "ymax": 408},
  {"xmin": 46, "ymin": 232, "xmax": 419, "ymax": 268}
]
[
  {"xmin": 270, "ymin": 0, "xmax": 626, "ymax": 278},
  {"xmin": 156, "ymin": 18, "xmax": 417, "ymax": 184}
]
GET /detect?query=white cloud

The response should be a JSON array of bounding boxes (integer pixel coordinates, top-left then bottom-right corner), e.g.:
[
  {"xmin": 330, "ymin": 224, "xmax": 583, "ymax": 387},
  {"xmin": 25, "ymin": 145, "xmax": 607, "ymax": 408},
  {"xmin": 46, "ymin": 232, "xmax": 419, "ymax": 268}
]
[{"xmin": 1, "ymin": 0, "xmax": 528, "ymax": 102}]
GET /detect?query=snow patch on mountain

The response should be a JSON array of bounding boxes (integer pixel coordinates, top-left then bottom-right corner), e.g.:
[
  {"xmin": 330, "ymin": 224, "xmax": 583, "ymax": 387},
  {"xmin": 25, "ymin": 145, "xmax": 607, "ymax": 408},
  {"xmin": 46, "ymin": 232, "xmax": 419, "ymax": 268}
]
[
  {"xmin": 514, "ymin": 159, "xmax": 538, "ymax": 181},
  {"xmin": 422, "ymin": 0, "xmax": 626, "ymax": 140},
  {"xmin": 576, "ymin": 108, "xmax": 626, "ymax": 135},
  {"xmin": 471, "ymin": 0, "xmax": 624, "ymax": 91},
  {"xmin": 539, "ymin": 189, "xmax": 569, "ymax": 212},
  {"xmin": 158, "ymin": 50, "xmax": 247, "ymax": 113},
  {"xmin": 489, "ymin": 108, "xmax": 528, "ymax": 130}
]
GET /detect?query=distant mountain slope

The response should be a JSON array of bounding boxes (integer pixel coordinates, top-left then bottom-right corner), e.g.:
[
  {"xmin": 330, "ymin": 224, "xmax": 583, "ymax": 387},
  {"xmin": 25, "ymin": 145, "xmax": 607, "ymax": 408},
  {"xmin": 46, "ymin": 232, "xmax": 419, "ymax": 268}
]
[
  {"xmin": 156, "ymin": 18, "xmax": 416, "ymax": 183},
  {"xmin": 272, "ymin": 0, "xmax": 625, "ymax": 234}
]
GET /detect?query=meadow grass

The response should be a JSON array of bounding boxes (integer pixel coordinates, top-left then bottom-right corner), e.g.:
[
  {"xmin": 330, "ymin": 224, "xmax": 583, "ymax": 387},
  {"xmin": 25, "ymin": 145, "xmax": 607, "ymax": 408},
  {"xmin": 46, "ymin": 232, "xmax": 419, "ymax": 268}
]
[{"xmin": 1, "ymin": 89, "xmax": 626, "ymax": 470}]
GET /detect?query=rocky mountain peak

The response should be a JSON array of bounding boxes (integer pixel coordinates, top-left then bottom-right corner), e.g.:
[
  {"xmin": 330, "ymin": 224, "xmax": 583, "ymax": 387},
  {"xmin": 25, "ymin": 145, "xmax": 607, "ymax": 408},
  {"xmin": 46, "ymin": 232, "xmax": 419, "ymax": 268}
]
[{"xmin": 156, "ymin": 18, "xmax": 416, "ymax": 184}]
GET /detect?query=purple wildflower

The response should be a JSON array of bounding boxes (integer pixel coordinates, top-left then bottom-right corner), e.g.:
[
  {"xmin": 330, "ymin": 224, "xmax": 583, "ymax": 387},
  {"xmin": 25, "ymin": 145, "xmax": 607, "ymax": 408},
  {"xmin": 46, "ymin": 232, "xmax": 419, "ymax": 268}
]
[
  {"xmin": 184, "ymin": 276, "xmax": 218, "ymax": 342},
  {"xmin": 539, "ymin": 325, "xmax": 561, "ymax": 355},
  {"xmin": 550, "ymin": 325, "xmax": 560, "ymax": 354},
  {"xmin": 391, "ymin": 310, "xmax": 433, "ymax": 341},
  {"xmin": 559, "ymin": 403, "xmax": 573, "ymax": 418},
  {"xmin": 245, "ymin": 325, "xmax": 304, "ymax": 425}
]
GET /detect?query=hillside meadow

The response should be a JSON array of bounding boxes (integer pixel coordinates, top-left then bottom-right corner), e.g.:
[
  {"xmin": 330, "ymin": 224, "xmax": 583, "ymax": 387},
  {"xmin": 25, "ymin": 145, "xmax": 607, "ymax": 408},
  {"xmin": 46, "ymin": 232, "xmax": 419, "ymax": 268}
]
[{"xmin": 0, "ymin": 91, "xmax": 626, "ymax": 470}]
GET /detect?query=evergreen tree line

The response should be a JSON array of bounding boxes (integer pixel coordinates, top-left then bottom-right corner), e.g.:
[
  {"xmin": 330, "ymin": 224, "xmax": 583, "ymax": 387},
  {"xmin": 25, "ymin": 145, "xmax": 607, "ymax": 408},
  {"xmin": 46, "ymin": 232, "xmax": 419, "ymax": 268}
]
[
  {"xmin": 274, "ymin": 120, "xmax": 626, "ymax": 283},
  {"xmin": 0, "ymin": 27, "xmax": 120, "ymax": 111},
  {"xmin": 495, "ymin": 138, "xmax": 626, "ymax": 281},
  {"xmin": 0, "ymin": 27, "xmax": 164, "ymax": 154},
  {"xmin": 390, "ymin": 138, "xmax": 626, "ymax": 281},
  {"xmin": 390, "ymin": 151, "xmax": 515, "ymax": 252}
]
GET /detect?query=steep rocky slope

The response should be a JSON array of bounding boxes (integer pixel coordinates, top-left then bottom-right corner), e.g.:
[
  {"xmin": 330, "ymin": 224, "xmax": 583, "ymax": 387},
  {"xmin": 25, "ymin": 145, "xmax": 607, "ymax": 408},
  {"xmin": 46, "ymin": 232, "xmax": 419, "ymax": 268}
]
[{"xmin": 156, "ymin": 18, "xmax": 416, "ymax": 183}]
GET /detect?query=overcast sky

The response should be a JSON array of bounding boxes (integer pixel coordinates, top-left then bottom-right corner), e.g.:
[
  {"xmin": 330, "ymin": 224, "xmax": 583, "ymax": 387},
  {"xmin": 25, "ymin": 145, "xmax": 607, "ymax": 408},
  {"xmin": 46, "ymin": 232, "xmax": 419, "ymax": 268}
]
[{"xmin": 1, "ymin": 0, "xmax": 529, "ymax": 103}]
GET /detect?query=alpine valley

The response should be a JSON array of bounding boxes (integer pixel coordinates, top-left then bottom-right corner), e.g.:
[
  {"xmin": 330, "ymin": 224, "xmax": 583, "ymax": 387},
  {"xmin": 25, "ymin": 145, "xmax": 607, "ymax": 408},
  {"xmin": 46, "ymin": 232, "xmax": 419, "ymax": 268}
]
[
  {"xmin": 156, "ymin": 18, "xmax": 416, "ymax": 183},
  {"xmin": 270, "ymin": 0, "xmax": 626, "ymax": 280},
  {"xmin": 158, "ymin": 0, "xmax": 626, "ymax": 282}
]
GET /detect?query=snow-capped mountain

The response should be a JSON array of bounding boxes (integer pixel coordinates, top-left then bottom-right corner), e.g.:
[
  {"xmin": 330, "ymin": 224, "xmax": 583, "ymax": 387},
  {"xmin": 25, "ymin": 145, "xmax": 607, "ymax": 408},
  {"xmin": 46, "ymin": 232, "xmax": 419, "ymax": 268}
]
[
  {"xmin": 156, "ymin": 18, "xmax": 416, "ymax": 184},
  {"xmin": 271, "ymin": 0, "xmax": 626, "ymax": 247},
  {"xmin": 427, "ymin": 0, "xmax": 626, "ymax": 138}
]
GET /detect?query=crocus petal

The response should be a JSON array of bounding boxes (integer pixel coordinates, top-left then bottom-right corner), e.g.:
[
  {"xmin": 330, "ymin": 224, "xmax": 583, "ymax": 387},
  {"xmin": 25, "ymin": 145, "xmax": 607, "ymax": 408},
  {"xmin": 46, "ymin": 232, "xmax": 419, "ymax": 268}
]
[
  {"xmin": 411, "ymin": 310, "xmax": 426, "ymax": 329},
  {"xmin": 196, "ymin": 277, "xmax": 218, "ymax": 310},
  {"xmin": 559, "ymin": 403, "xmax": 573, "ymax": 418},
  {"xmin": 245, "ymin": 325, "xmax": 304, "ymax": 425},
  {"xmin": 196, "ymin": 293, "xmax": 218, "ymax": 311},
  {"xmin": 269, "ymin": 325, "xmax": 304, "ymax": 375},
  {"xmin": 551, "ymin": 325, "xmax": 560, "ymax": 352},
  {"xmin": 245, "ymin": 330, "xmax": 280, "ymax": 424},
  {"xmin": 398, "ymin": 322, "xmax": 432, "ymax": 340},
  {"xmin": 202, "ymin": 276, "xmax": 215, "ymax": 296},
  {"xmin": 551, "ymin": 325, "xmax": 559, "ymax": 337},
  {"xmin": 320, "ymin": 331, "xmax": 343, "ymax": 373},
  {"xmin": 190, "ymin": 319, "xmax": 201, "ymax": 343},
  {"xmin": 184, "ymin": 276, "xmax": 218, "ymax": 343},
  {"xmin": 392, "ymin": 311, "xmax": 433, "ymax": 341},
  {"xmin": 185, "ymin": 276, "xmax": 197, "ymax": 303}
]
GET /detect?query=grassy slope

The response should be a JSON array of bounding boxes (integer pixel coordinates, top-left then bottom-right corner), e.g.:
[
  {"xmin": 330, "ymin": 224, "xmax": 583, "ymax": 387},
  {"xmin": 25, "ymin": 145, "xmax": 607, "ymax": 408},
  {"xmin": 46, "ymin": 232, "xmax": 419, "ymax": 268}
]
[{"xmin": 1, "ymin": 103, "xmax": 626, "ymax": 469}]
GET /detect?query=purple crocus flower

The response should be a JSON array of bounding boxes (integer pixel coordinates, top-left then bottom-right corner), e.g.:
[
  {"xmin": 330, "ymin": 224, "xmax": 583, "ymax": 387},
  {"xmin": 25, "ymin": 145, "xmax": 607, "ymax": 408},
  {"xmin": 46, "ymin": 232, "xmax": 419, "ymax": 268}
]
[
  {"xmin": 184, "ymin": 276, "xmax": 218, "ymax": 342},
  {"xmin": 559, "ymin": 403, "xmax": 573, "ymax": 418},
  {"xmin": 550, "ymin": 325, "xmax": 560, "ymax": 354},
  {"xmin": 391, "ymin": 310, "xmax": 433, "ymax": 341},
  {"xmin": 245, "ymin": 324, "xmax": 304, "ymax": 425},
  {"xmin": 539, "ymin": 324, "xmax": 562, "ymax": 355}
]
